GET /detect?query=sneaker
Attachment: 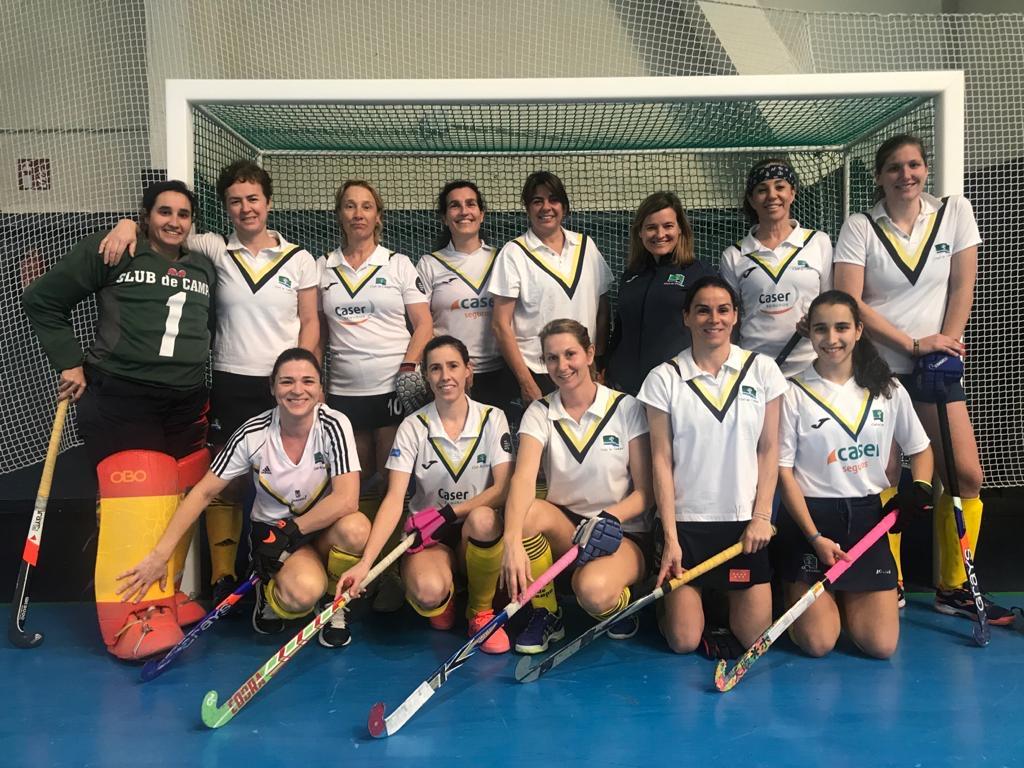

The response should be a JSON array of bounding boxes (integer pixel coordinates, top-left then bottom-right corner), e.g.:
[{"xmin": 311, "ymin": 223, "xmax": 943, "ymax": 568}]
[
  {"xmin": 934, "ymin": 586, "xmax": 1015, "ymax": 626},
  {"xmin": 428, "ymin": 598, "xmax": 457, "ymax": 631},
  {"xmin": 211, "ymin": 576, "xmax": 236, "ymax": 607},
  {"xmin": 469, "ymin": 610, "xmax": 510, "ymax": 654},
  {"xmin": 606, "ymin": 614, "xmax": 639, "ymax": 641},
  {"xmin": 317, "ymin": 599, "xmax": 352, "ymax": 648},
  {"xmin": 252, "ymin": 584, "xmax": 284, "ymax": 635},
  {"xmin": 514, "ymin": 607, "xmax": 564, "ymax": 654},
  {"xmin": 896, "ymin": 581, "xmax": 906, "ymax": 610},
  {"xmin": 372, "ymin": 571, "xmax": 406, "ymax": 613}
]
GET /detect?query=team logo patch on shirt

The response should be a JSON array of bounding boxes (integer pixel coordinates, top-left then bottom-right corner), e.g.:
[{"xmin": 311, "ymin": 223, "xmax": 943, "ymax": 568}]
[
  {"xmin": 390, "ymin": 448, "xmax": 401, "ymax": 458},
  {"xmin": 602, "ymin": 435, "xmax": 621, "ymax": 449},
  {"xmin": 801, "ymin": 553, "xmax": 820, "ymax": 573},
  {"xmin": 740, "ymin": 385, "xmax": 759, "ymax": 401},
  {"xmin": 313, "ymin": 451, "xmax": 326, "ymax": 467},
  {"xmin": 872, "ymin": 409, "xmax": 884, "ymax": 423},
  {"xmin": 665, "ymin": 273, "xmax": 686, "ymax": 287},
  {"xmin": 375, "ymin": 277, "xmax": 388, "ymax": 286},
  {"xmin": 167, "ymin": 267, "xmax": 186, "ymax": 278},
  {"xmin": 728, "ymin": 568, "xmax": 750, "ymax": 583},
  {"xmin": 795, "ymin": 259, "xmax": 811, "ymax": 269},
  {"xmin": 476, "ymin": 453, "xmax": 487, "ymax": 464},
  {"xmin": 415, "ymin": 276, "xmax": 427, "ymax": 294},
  {"xmin": 278, "ymin": 275, "xmax": 292, "ymax": 288},
  {"xmin": 500, "ymin": 433, "xmax": 513, "ymax": 454},
  {"xmin": 935, "ymin": 243, "xmax": 950, "ymax": 254}
]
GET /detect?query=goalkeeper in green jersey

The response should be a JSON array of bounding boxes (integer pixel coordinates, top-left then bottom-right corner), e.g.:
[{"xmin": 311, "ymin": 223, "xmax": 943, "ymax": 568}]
[{"xmin": 22, "ymin": 180, "xmax": 219, "ymax": 660}]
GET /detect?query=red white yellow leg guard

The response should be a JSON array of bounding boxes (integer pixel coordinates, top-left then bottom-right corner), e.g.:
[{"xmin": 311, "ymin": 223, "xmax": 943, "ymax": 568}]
[{"xmin": 95, "ymin": 450, "xmax": 183, "ymax": 659}]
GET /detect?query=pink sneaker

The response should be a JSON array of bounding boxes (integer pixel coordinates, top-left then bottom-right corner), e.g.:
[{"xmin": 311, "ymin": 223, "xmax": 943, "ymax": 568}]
[
  {"xmin": 429, "ymin": 598, "xmax": 457, "ymax": 631},
  {"xmin": 469, "ymin": 609, "xmax": 510, "ymax": 654}
]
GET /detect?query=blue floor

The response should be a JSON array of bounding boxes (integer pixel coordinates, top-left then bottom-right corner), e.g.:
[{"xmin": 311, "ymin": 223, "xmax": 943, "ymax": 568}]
[{"xmin": 2, "ymin": 596, "xmax": 1022, "ymax": 768}]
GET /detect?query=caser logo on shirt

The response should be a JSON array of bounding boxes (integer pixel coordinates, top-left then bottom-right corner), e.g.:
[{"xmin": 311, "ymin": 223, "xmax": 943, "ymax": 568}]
[
  {"xmin": 334, "ymin": 300, "xmax": 375, "ymax": 325},
  {"xmin": 826, "ymin": 442, "xmax": 879, "ymax": 474}
]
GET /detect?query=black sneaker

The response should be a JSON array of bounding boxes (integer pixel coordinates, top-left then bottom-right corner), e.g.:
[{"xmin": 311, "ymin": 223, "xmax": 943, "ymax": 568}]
[
  {"xmin": 896, "ymin": 581, "xmax": 906, "ymax": 610},
  {"xmin": 212, "ymin": 576, "xmax": 236, "ymax": 607},
  {"xmin": 514, "ymin": 607, "xmax": 564, "ymax": 654},
  {"xmin": 934, "ymin": 586, "xmax": 1015, "ymax": 626},
  {"xmin": 317, "ymin": 598, "xmax": 351, "ymax": 648},
  {"xmin": 252, "ymin": 584, "xmax": 284, "ymax": 635},
  {"xmin": 606, "ymin": 614, "xmax": 639, "ymax": 641}
]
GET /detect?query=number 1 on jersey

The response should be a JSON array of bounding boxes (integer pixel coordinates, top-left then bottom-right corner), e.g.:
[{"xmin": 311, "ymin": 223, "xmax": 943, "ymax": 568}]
[{"xmin": 160, "ymin": 291, "xmax": 187, "ymax": 357}]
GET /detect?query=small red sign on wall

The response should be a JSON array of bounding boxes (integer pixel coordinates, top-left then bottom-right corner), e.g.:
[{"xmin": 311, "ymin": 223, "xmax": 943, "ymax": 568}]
[{"xmin": 18, "ymin": 159, "xmax": 51, "ymax": 191}]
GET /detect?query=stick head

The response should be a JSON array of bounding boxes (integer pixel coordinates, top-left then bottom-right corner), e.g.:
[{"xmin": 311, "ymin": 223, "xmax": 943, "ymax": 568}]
[
  {"xmin": 8, "ymin": 627, "xmax": 43, "ymax": 649},
  {"xmin": 513, "ymin": 655, "xmax": 538, "ymax": 682},
  {"xmin": 713, "ymin": 660, "xmax": 736, "ymax": 692},
  {"xmin": 367, "ymin": 702, "xmax": 386, "ymax": 738},
  {"xmin": 200, "ymin": 690, "xmax": 228, "ymax": 729},
  {"xmin": 140, "ymin": 658, "xmax": 162, "ymax": 682},
  {"xmin": 972, "ymin": 624, "xmax": 991, "ymax": 647}
]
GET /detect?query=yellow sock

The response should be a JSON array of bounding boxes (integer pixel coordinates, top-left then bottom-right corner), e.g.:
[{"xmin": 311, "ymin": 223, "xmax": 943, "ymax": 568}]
[
  {"xmin": 523, "ymin": 534, "xmax": 557, "ymax": 612},
  {"xmin": 465, "ymin": 536, "xmax": 503, "ymax": 617},
  {"xmin": 408, "ymin": 586, "xmax": 453, "ymax": 617},
  {"xmin": 936, "ymin": 493, "xmax": 983, "ymax": 590},
  {"xmin": 879, "ymin": 487, "xmax": 902, "ymax": 583},
  {"xmin": 265, "ymin": 579, "xmax": 310, "ymax": 620},
  {"xmin": 592, "ymin": 586, "xmax": 630, "ymax": 621},
  {"xmin": 326, "ymin": 546, "xmax": 360, "ymax": 595},
  {"xmin": 205, "ymin": 497, "xmax": 242, "ymax": 583}
]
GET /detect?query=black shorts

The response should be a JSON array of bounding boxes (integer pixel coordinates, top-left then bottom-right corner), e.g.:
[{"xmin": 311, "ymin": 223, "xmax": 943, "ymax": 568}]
[
  {"xmin": 470, "ymin": 364, "xmax": 519, "ymax": 411},
  {"xmin": 327, "ymin": 391, "xmax": 404, "ymax": 431},
  {"xmin": 897, "ymin": 372, "xmax": 965, "ymax": 404},
  {"xmin": 656, "ymin": 520, "xmax": 771, "ymax": 590},
  {"xmin": 77, "ymin": 365, "xmax": 208, "ymax": 466},
  {"xmin": 209, "ymin": 370, "xmax": 275, "ymax": 446},
  {"xmin": 559, "ymin": 507, "xmax": 653, "ymax": 571},
  {"xmin": 776, "ymin": 495, "xmax": 897, "ymax": 592}
]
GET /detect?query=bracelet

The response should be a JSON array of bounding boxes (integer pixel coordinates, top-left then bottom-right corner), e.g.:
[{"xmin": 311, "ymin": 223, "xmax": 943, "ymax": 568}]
[
  {"xmin": 398, "ymin": 362, "xmax": 417, "ymax": 373},
  {"xmin": 808, "ymin": 531, "xmax": 823, "ymax": 543},
  {"xmin": 752, "ymin": 513, "xmax": 772, "ymax": 522},
  {"xmin": 912, "ymin": 338, "xmax": 920, "ymax": 357}
]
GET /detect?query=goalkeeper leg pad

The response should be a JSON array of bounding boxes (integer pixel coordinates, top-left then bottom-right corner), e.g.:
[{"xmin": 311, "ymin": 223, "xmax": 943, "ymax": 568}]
[{"xmin": 95, "ymin": 450, "xmax": 183, "ymax": 660}]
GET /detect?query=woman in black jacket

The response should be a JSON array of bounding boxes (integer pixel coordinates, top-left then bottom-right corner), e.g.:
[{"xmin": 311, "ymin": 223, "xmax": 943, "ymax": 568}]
[{"xmin": 606, "ymin": 191, "xmax": 714, "ymax": 395}]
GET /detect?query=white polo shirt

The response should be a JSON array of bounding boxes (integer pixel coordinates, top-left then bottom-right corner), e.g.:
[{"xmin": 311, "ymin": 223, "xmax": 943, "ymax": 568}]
[
  {"xmin": 211, "ymin": 404, "xmax": 360, "ymax": 524},
  {"xmin": 190, "ymin": 230, "xmax": 318, "ymax": 377},
  {"xmin": 416, "ymin": 243, "xmax": 502, "ymax": 373},
  {"xmin": 780, "ymin": 366, "xmax": 930, "ymax": 498},
  {"xmin": 489, "ymin": 228, "xmax": 612, "ymax": 374},
  {"xmin": 385, "ymin": 397, "xmax": 512, "ymax": 514},
  {"xmin": 518, "ymin": 384, "xmax": 650, "ymax": 533},
  {"xmin": 319, "ymin": 245, "xmax": 429, "ymax": 396},
  {"xmin": 833, "ymin": 193, "xmax": 981, "ymax": 374},
  {"xmin": 638, "ymin": 346, "xmax": 787, "ymax": 522},
  {"xmin": 720, "ymin": 223, "xmax": 832, "ymax": 377}
]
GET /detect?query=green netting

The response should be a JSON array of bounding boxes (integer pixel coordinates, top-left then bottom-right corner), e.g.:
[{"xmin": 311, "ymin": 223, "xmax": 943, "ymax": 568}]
[{"xmin": 201, "ymin": 96, "xmax": 923, "ymax": 154}]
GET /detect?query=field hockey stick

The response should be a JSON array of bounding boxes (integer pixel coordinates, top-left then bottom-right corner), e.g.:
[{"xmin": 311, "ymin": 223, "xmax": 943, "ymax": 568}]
[
  {"xmin": 715, "ymin": 510, "xmax": 897, "ymax": 692},
  {"xmin": 9, "ymin": 398, "xmax": 69, "ymax": 649},
  {"xmin": 368, "ymin": 544, "xmax": 580, "ymax": 738},
  {"xmin": 935, "ymin": 399, "xmax": 990, "ymax": 646},
  {"xmin": 141, "ymin": 573, "xmax": 260, "ymax": 681},
  {"xmin": 516, "ymin": 540, "xmax": 745, "ymax": 684},
  {"xmin": 200, "ymin": 532, "xmax": 416, "ymax": 728}
]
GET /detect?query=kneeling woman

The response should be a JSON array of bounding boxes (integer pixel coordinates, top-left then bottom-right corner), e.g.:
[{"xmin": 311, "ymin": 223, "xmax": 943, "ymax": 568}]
[
  {"xmin": 777, "ymin": 290, "xmax": 933, "ymax": 658},
  {"xmin": 639, "ymin": 276, "xmax": 785, "ymax": 654},
  {"xmin": 502, "ymin": 319, "xmax": 653, "ymax": 654},
  {"xmin": 335, "ymin": 336, "xmax": 514, "ymax": 653},
  {"xmin": 118, "ymin": 348, "xmax": 370, "ymax": 649}
]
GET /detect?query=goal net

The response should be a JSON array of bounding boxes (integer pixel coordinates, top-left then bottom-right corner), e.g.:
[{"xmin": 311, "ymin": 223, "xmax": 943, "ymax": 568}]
[{"xmin": 3, "ymin": 2, "xmax": 1022, "ymax": 491}]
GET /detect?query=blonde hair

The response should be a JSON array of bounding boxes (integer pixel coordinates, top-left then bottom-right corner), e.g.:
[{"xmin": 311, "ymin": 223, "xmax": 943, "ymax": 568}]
[
  {"xmin": 539, "ymin": 318, "xmax": 596, "ymax": 380},
  {"xmin": 334, "ymin": 179, "xmax": 384, "ymax": 245}
]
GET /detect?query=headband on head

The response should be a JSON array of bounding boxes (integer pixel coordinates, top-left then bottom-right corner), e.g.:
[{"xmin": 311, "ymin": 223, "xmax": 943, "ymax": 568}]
[{"xmin": 746, "ymin": 163, "xmax": 798, "ymax": 196}]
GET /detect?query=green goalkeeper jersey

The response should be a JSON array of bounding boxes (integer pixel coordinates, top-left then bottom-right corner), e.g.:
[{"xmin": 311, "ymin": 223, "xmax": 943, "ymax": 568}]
[{"xmin": 23, "ymin": 231, "xmax": 217, "ymax": 390}]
